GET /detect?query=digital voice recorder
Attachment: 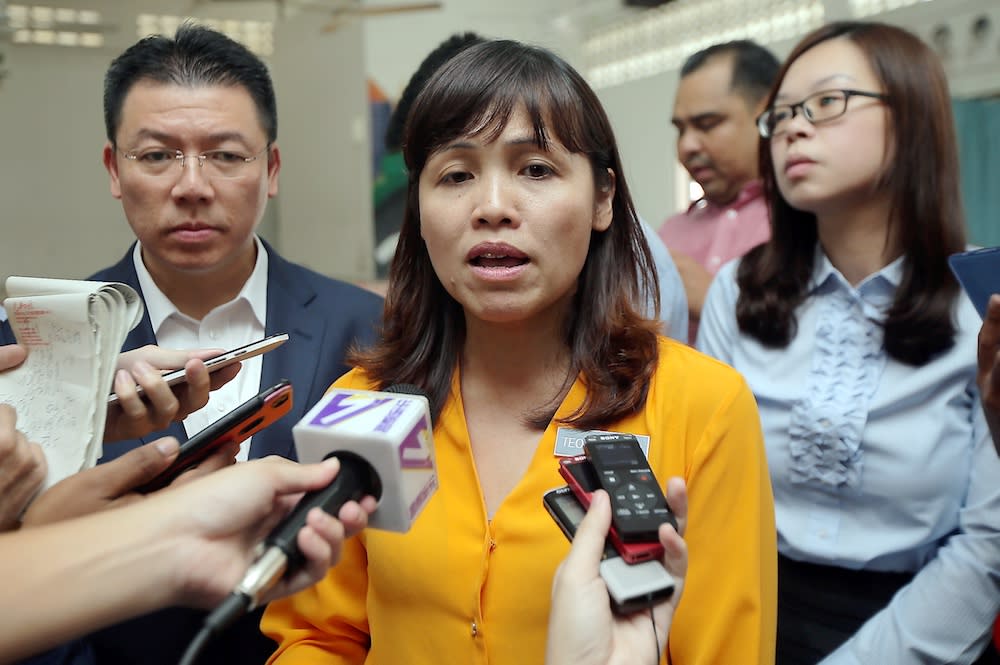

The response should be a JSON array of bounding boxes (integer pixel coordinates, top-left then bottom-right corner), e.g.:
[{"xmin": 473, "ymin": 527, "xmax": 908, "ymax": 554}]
[
  {"xmin": 583, "ymin": 432, "xmax": 677, "ymax": 541},
  {"xmin": 559, "ymin": 454, "xmax": 664, "ymax": 564},
  {"xmin": 543, "ymin": 485, "xmax": 674, "ymax": 614}
]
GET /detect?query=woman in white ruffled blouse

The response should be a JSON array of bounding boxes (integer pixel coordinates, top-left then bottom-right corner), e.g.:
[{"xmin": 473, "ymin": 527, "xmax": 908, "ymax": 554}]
[{"xmin": 697, "ymin": 21, "xmax": 1000, "ymax": 665}]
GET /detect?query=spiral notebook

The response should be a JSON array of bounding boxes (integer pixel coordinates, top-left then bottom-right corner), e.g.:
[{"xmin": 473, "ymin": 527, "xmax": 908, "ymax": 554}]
[{"xmin": 0, "ymin": 276, "xmax": 143, "ymax": 489}]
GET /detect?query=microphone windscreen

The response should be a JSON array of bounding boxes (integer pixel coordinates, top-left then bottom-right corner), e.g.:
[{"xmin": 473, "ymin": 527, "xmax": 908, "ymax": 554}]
[
  {"xmin": 384, "ymin": 383, "xmax": 424, "ymax": 396},
  {"xmin": 293, "ymin": 387, "xmax": 438, "ymax": 533}
]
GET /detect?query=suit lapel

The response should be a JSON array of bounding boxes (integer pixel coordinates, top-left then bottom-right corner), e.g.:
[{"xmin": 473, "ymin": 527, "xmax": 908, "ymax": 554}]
[{"xmin": 254, "ymin": 243, "xmax": 325, "ymax": 458}]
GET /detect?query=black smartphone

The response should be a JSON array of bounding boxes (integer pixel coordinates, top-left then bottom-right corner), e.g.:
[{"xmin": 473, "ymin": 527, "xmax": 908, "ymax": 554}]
[
  {"xmin": 107, "ymin": 333, "xmax": 289, "ymax": 405},
  {"xmin": 135, "ymin": 379, "xmax": 293, "ymax": 493},
  {"xmin": 543, "ymin": 485, "xmax": 675, "ymax": 614}
]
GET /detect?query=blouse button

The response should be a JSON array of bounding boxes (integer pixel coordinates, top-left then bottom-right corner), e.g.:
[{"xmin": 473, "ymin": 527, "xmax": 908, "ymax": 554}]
[{"xmin": 471, "ymin": 621, "xmax": 478, "ymax": 637}]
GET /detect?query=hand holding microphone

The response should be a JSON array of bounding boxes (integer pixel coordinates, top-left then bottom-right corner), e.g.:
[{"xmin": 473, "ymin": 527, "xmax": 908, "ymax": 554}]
[
  {"xmin": 0, "ymin": 454, "xmax": 375, "ymax": 665},
  {"xmin": 181, "ymin": 384, "xmax": 438, "ymax": 665},
  {"xmin": 167, "ymin": 455, "xmax": 375, "ymax": 610}
]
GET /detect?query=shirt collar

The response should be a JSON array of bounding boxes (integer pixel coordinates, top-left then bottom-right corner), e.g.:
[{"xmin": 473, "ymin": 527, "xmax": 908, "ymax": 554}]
[
  {"xmin": 133, "ymin": 235, "xmax": 269, "ymax": 333},
  {"xmin": 808, "ymin": 244, "xmax": 905, "ymax": 314},
  {"xmin": 686, "ymin": 179, "xmax": 763, "ymax": 215}
]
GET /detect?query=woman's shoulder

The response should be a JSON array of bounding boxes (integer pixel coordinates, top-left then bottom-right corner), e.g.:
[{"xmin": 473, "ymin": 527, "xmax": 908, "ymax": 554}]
[
  {"xmin": 645, "ymin": 338, "xmax": 763, "ymax": 459},
  {"xmin": 330, "ymin": 367, "xmax": 378, "ymax": 391},
  {"xmin": 653, "ymin": 337, "xmax": 750, "ymax": 398}
]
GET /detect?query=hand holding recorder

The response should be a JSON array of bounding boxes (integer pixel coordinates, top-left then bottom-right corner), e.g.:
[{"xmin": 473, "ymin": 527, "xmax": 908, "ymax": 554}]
[
  {"xmin": 559, "ymin": 433, "xmax": 677, "ymax": 564},
  {"xmin": 546, "ymin": 481, "xmax": 688, "ymax": 665}
]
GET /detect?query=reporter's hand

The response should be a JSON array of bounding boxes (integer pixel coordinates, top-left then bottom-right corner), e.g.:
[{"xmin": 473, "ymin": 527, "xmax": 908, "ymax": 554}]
[
  {"xmin": 161, "ymin": 456, "xmax": 377, "ymax": 608},
  {"xmin": 546, "ymin": 480, "xmax": 688, "ymax": 665},
  {"xmin": 0, "ymin": 344, "xmax": 27, "ymax": 372},
  {"xmin": 0, "ymin": 404, "xmax": 46, "ymax": 532},
  {"xmin": 979, "ymin": 295, "xmax": 1000, "ymax": 456},
  {"xmin": 106, "ymin": 346, "xmax": 241, "ymax": 442},
  {"xmin": 20, "ymin": 437, "xmax": 239, "ymax": 526}
]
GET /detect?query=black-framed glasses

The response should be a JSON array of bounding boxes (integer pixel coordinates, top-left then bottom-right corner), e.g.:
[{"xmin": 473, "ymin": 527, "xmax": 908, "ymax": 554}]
[
  {"xmin": 756, "ymin": 89, "xmax": 888, "ymax": 138},
  {"xmin": 119, "ymin": 147, "xmax": 269, "ymax": 178}
]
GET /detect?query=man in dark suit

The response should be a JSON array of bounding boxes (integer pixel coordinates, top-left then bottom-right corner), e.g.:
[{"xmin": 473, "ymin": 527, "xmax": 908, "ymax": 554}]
[{"xmin": 22, "ymin": 23, "xmax": 383, "ymax": 665}]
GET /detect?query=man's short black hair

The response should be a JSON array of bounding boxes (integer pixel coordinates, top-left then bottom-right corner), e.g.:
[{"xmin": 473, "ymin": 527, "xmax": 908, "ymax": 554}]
[
  {"xmin": 384, "ymin": 32, "xmax": 484, "ymax": 151},
  {"xmin": 103, "ymin": 22, "xmax": 277, "ymax": 145},
  {"xmin": 680, "ymin": 40, "xmax": 780, "ymax": 108}
]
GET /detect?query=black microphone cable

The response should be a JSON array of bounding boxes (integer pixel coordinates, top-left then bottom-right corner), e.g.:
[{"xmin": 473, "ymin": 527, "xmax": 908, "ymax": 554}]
[{"xmin": 177, "ymin": 451, "xmax": 382, "ymax": 665}]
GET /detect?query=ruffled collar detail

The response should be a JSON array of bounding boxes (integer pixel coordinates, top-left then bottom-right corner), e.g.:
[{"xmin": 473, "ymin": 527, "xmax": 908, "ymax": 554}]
[{"xmin": 787, "ymin": 251, "xmax": 892, "ymax": 489}]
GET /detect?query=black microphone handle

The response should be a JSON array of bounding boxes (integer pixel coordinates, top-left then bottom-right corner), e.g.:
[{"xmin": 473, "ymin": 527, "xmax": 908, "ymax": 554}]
[{"xmin": 266, "ymin": 451, "xmax": 383, "ymax": 570}]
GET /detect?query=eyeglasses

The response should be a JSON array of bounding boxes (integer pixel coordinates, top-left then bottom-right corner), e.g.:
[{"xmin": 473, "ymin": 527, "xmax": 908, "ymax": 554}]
[
  {"xmin": 118, "ymin": 147, "xmax": 269, "ymax": 178},
  {"xmin": 756, "ymin": 89, "xmax": 888, "ymax": 138}
]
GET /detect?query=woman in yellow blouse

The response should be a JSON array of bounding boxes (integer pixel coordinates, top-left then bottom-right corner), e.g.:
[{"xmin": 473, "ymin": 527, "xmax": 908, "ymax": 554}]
[{"xmin": 262, "ymin": 39, "xmax": 776, "ymax": 665}]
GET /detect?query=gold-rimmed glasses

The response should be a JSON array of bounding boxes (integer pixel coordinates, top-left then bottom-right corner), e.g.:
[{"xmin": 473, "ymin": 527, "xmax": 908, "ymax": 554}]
[{"xmin": 118, "ymin": 146, "xmax": 269, "ymax": 178}]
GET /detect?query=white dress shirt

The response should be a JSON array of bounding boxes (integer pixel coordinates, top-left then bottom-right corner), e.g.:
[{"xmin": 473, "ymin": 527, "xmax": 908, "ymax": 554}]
[{"xmin": 133, "ymin": 237, "xmax": 268, "ymax": 462}]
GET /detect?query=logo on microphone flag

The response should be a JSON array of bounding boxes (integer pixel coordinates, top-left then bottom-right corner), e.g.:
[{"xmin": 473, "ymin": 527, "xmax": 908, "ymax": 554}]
[
  {"xmin": 310, "ymin": 392, "xmax": 393, "ymax": 427},
  {"xmin": 400, "ymin": 421, "xmax": 433, "ymax": 469}
]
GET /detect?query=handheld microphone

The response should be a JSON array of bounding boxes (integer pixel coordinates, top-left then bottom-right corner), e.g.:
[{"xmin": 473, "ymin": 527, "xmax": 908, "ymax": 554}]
[{"xmin": 179, "ymin": 384, "xmax": 437, "ymax": 665}]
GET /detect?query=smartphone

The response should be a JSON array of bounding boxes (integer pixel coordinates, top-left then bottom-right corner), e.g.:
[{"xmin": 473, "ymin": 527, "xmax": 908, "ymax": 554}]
[
  {"xmin": 135, "ymin": 379, "xmax": 293, "ymax": 494},
  {"xmin": 948, "ymin": 247, "xmax": 1000, "ymax": 319},
  {"xmin": 584, "ymin": 433, "xmax": 677, "ymax": 541},
  {"xmin": 543, "ymin": 485, "xmax": 675, "ymax": 614},
  {"xmin": 107, "ymin": 332, "xmax": 289, "ymax": 405},
  {"xmin": 559, "ymin": 455, "xmax": 665, "ymax": 564}
]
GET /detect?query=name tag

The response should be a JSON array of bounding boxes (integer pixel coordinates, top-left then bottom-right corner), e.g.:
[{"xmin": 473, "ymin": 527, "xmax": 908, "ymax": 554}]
[{"xmin": 553, "ymin": 427, "xmax": 650, "ymax": 458}]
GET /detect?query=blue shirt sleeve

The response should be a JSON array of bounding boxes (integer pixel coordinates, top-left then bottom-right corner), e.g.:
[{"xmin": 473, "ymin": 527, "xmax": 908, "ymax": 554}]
[
  {"xmin": 820, "ymin": 398, "xmax": 1000, "ymax": 665},
  {"xmin": 640, "ymin": 218, "xmax": 689, "ymax": 344},
  {"xmin": 695, "ymin": 259, "xmax": 740, "ymax": 364}
]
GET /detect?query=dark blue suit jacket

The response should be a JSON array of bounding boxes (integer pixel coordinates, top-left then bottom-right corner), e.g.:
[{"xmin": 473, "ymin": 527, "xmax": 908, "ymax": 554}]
[{"xmin": 16, "ymin": 240, "xmax": 382, "ymax": 665}]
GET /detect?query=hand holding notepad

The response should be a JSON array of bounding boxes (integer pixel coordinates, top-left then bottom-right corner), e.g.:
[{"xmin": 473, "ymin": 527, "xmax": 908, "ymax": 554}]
[{"xmin": 0, "ymin": 276, "xmax": 143, "ymax": 490}]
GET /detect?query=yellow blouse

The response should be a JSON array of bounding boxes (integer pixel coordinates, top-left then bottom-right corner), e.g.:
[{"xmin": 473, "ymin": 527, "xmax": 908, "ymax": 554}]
[{"xmin": 263, "ymin": 337, "xmax": 776, "ymax": 664}]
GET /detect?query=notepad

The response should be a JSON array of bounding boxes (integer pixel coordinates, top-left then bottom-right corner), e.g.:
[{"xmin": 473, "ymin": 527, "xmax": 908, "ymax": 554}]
[
  {"xmin": 0, "ymin": 276, "xmax": 143, "ymax": 489},
  {"xmin": 949, "ymin": 247, "xmax": 1000, "ymax": 319}
]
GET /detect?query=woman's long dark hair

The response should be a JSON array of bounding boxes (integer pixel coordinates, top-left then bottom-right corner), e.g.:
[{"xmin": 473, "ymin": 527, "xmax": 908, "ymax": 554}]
[
  {"xmin": 350, "ymin": 39, "xmax": 661, "ymax": 428},
  {"xmin": 737, "ymin": 21, "xmax": 966, "ymax": 366}
]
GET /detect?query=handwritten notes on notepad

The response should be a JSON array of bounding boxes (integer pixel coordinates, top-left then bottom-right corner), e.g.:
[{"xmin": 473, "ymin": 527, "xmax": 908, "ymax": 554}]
[{"xmin": 0, "ymin": 276, "xmax": 143, "ymax": 489}]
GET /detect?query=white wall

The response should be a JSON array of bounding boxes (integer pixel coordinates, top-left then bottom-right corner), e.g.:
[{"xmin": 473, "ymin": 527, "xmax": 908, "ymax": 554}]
[
  {"xmin": 271, "ymin": 12, "xmax": 372, "ymax": 280},
  {"xmin": 0, "ymin": 18, "xmax": 123, "ymax": 295},
  {"xmin": 597, "ymin": 69, "xmax": 677, "ymax": 226}
]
